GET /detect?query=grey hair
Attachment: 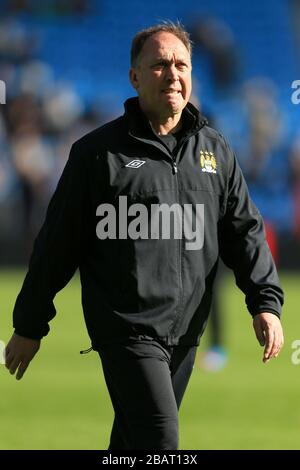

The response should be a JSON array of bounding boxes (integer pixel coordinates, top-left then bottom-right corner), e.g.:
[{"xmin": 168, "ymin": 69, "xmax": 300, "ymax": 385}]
[{"xmin": 130, "ymin": 21, "xmax": 192, "ymax": 67}]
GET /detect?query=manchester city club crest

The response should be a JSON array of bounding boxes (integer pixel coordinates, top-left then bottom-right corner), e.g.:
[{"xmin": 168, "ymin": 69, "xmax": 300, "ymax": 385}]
[{"xmin": 200, "ymin": 150, "xmax": 217, "ymax": 174}]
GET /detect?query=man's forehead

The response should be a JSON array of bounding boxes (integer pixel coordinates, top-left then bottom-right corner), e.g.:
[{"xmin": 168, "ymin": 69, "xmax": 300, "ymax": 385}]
[{"xmin": 143, "ymin": 32, "xmax": 190, "ymax": 58}]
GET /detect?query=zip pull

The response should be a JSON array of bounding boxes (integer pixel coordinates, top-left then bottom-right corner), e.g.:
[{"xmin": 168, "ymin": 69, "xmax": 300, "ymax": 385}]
[
  {"xmin": 172, "ymin": 161, "xmax": 178, "ymax": 174},
  {"xmin": 80, "ymin": 346, "xmax": 93, "ymax": 354}
]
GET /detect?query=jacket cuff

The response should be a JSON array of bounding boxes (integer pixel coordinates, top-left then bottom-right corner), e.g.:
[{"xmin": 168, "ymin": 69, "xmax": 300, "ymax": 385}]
[
  {"xmin": 14, "ymin": 326, "xmax": 48, "ymax": 340},
  {"xmin": 251, "ymin": 309, "xmax": 281, "ymax": 319}
]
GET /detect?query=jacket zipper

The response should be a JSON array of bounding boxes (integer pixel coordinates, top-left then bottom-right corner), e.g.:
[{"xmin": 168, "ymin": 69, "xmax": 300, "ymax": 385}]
[
  {"xmin": 128, "ymin": 119, "xmax": 207, "ymax": 342},
  {"xmin": 170, "ymin": 156, "xmax": 183, "ymax": 340}
]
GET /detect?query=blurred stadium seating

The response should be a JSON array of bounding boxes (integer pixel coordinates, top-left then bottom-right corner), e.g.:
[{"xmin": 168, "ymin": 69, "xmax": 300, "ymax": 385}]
[{"xmin": 0, "ymin": 0, "xmax": 299, "ymax": 267}]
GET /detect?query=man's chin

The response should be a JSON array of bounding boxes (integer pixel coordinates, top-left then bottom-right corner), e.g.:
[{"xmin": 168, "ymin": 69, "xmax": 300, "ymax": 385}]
[
  {"xmin": 170, "ymin": 97, "xmax": 188, "ymax": 113},
  {"xmin": 167, "ymin": 104, "xmax": 184, "ymax": 115},
  {"xmin": 162, "ymin": 98, "xmax": 184, "ymax": 112}
]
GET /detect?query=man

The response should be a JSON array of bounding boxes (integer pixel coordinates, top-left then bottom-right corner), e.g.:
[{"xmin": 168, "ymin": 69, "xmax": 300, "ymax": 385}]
[{"xmin": 5, "ymin": 22, "xmax": 284, "ymax": 450}]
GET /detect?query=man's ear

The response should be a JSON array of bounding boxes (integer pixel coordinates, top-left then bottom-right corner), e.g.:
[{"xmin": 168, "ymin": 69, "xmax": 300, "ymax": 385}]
[{"xmin": 129, "ymin": 68, "xmax": 139, "ymax": 90}]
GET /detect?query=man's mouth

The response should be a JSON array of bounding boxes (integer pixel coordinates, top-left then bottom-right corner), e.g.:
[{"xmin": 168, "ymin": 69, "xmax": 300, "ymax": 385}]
[{"xmin": 163, "ymin": 89, "xmax": 181, "ymax": 95}]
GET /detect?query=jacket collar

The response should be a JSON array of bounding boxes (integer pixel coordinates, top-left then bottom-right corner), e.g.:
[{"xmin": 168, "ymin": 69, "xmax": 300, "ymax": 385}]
[{"xmin": 124, "ymin": 97, "xmax": 207, "ymax": 140}]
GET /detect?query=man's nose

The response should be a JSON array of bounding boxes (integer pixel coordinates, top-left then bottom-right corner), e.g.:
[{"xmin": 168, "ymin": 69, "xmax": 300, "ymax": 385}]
[{"xmin": 165, "ymin": 64, "xmax": 179, "ymax": 81}]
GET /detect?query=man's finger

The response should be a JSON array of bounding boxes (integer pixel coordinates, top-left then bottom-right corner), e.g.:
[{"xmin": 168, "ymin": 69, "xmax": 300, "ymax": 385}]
[
  {"xmin": 253, "ymin": 320, "xmax": 265, "ymax": 346},
  {"xmin": 16, "ymin": 361, "xmax": 29, "ymax": 380},
  {"xmin": 273, "ymin": 330, "xmax": 284, "ymax": 358},
  {"xmin": 275, "ymin": 331, "xmax": 283, "ymax": 356},
  {"xmin": 268, "ymin": 331, "xmax": 280, "ymax": 359},
  {"xmin": 263, "ymin": 329, "xmax": 274, "ymax": 362},
  {"xmin": 8, "ymin": 357, "xmax": 22, "ymax": 375},
  {"xmin": 256, "ymin": 332, "xmax": 265, "ymax": 346},
  {"xmin": 4, "ymin": 350, "xmax": 13, "ymax": 369}
]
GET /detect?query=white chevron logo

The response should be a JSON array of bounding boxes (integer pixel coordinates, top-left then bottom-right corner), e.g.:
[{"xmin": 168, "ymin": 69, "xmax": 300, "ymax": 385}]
[{"xmin": 125, "ymin": 160, "xmax": 146, "ymax": 169}]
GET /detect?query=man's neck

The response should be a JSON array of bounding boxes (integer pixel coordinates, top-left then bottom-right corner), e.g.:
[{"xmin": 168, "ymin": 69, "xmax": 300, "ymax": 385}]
[
  {"xmin": 152, "ymin": 117, "xmax": 182, "ymax": 135},
  {"xmin": 139, "ymin": 103, "xmax": 183, "ymax": 135}
]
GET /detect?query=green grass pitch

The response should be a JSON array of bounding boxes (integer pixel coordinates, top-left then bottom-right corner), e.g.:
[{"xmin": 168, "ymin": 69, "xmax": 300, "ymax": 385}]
[{"xmin": 0, "ymin": 269, "xmax": 299, "ymax": 449}]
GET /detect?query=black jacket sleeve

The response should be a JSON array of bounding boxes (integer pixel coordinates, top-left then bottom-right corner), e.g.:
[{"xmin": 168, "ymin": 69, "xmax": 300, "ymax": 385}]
[
  {"xmin": 218, "ymin": 139, "xmax": 284, "ymax": 317},
  {"xmin": 13, "ymin": 140, "xmax": 90, "ymax": 339}
]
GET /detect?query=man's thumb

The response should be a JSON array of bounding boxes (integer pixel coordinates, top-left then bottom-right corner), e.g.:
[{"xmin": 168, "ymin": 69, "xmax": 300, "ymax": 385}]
[{"xmin": 253, "ymin": 323, "xmax": 265, "ymax": 346}]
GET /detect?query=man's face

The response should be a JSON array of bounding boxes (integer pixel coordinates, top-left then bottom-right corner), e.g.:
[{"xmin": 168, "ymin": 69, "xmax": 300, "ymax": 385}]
[{"xmin": 130, "ymin": 32, "xmax": 192, "ymax": 119}]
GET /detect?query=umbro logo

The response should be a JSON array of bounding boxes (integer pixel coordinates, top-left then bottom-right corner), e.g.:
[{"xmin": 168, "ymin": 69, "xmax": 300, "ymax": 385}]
[{"xmin": 125, "ymin": 160, "xmax": 146, "ymax": 169}]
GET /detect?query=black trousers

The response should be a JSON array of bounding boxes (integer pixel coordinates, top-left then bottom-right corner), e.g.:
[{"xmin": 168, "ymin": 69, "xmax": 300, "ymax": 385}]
[{"xmin": 98, "ymin": 337, "xmax": 197, "ymax": 450}]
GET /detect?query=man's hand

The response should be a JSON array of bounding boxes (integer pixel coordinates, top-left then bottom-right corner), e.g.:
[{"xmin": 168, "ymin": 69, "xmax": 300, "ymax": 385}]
[
  {"xmin": 253, "ymin": 312, "xmax": 284, "ymax": 363},
  {"xmin": 5, "ymin": 333, "xmax": 40, "ymax": 380}
]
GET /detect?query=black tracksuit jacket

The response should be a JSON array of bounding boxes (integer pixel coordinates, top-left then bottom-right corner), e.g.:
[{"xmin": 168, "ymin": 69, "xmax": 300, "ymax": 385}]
[{"xmin": 13, "ymin": 97, "xmax": 284, "ymax": 347}]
